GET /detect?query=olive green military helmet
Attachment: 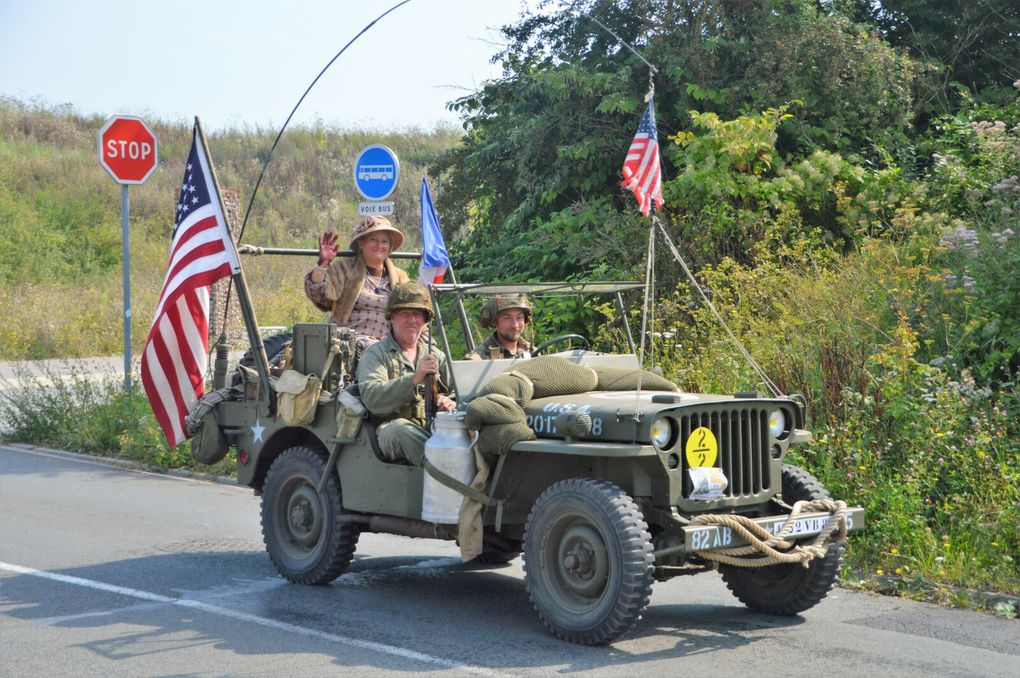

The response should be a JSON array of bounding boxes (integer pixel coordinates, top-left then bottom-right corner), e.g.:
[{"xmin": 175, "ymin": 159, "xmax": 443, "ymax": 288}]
[
  {"xmin": 386, "ymin": 282, "xmax": 433, "ymax": 321},
  {"xmin": 479, "ymin": 293, "xmax": 532, "ymax": 329}
]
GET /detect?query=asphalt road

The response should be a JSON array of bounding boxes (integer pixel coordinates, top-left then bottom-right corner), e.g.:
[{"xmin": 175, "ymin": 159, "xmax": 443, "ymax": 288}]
[{"xmin": 1, "ymin": 443, "xmax": 1016, "ymax": 677}]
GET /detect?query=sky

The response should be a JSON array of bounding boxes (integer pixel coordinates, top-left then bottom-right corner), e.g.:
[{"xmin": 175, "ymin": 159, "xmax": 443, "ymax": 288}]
[{"xmin": 0, "ymin": 0, "xmax": 544, "ymax": 133}]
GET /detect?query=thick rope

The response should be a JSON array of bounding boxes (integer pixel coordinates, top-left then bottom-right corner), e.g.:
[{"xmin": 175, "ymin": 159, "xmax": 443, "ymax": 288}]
[{"xmin": 690, "ymin": 499, "xmax": 848, "ymax": 568}]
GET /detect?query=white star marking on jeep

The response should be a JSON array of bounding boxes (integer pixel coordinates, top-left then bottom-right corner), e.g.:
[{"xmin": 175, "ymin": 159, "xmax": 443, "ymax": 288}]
[{"xmin": 251, "ymin": 419, "xmax": 265, "ymax": 443}]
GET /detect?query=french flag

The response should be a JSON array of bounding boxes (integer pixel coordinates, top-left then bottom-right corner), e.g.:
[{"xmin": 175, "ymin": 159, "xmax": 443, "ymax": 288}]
[{"xmin": 417, "ymin": 178, "xmax": 450, "ymax": 285}]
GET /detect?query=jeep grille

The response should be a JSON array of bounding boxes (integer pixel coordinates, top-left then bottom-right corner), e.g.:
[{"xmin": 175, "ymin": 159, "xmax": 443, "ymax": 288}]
[{"xmin": 680, "ymin": 408, "xmax": 773, "ymax": 498}]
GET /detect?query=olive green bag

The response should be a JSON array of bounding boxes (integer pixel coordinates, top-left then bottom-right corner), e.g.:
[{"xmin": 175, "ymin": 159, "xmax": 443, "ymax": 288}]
[
  {"xmin": 275, "ymin": 342, "xmax": 340, "ymax": 426},
  {"xmin": 276, "ymin": 369, "xmax": 323, "ymax": 426}
]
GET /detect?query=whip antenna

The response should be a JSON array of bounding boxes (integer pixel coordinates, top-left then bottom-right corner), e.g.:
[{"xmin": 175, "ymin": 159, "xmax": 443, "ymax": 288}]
[
  {"xmin": 215, "ymin": 0, "xmax": 415, "ymax": 353},
  {"xmin": 236, "ymin": 0, "xmax": 414, "ymax": 243}
]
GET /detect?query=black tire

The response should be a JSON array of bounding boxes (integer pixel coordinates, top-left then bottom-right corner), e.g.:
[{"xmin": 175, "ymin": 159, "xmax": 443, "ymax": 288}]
[
  {"xmin": 240, "ymin": 332, "xmax": 292, "ymax": 367},
  {"xmin": 719, "ymin": 464, "xmax": 843, "ymax": 615},
  {"xmin": 523, "ymin": 478, "xmax": 654, "ymax": 645},
  {"xmin": 261, "ymin": 446, "xmax": 359, "ymax": 585}
]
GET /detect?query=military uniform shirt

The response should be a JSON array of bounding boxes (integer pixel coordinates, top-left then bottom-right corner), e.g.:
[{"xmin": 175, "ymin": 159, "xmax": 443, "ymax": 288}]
[
  {"xmin": 465, "ymin": 333, "xmax": 534, "ymax": 361},
  {"xmin": 357, "ymin": 332, "xmax": 451, "ymax": 424}
]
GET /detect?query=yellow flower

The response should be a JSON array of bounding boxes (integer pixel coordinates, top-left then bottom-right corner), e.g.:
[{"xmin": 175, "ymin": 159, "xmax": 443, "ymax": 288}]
[
  {"xmin": 895, "ymin": 568, "xmax": 903, "ymax": 575},
  {"xmin": 890, "ymin": 547, "xmax": 899, "ymax": 555},
  {"xmin": 876, "ymin": 568, "xmax": 884, "ymax": 576},
  {"xmin": 939, "ymin": 569, "xmax": 946, "ymax": 577},
  {"xmin": 991, "ymin": 542, "xmax": 999, "ymax": 547},
  {"xmin": 859, "ymin": 465, "xmax": 866, "ymax": 471}
]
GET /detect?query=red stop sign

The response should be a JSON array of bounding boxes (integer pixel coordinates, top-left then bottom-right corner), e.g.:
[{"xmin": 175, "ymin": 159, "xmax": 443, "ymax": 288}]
[{"xmin": 98, "ymin": 115, "xmax": 159, "ymax": 184}]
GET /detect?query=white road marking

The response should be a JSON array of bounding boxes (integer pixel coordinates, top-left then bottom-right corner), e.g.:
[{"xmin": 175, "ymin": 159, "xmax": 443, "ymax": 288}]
[{"xmin": 0, "ymin": 561, "xmax": 499, "ymax": 676}]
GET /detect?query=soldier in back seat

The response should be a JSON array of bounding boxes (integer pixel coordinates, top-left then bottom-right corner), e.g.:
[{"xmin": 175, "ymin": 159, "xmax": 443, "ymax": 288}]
[
  {"xmin": 356, "ymin": 283, "xmax": 455, "ymax": 465},
  {"xmin": 465, "ymin": 293, "xmax": 534, "ymax": 360}
]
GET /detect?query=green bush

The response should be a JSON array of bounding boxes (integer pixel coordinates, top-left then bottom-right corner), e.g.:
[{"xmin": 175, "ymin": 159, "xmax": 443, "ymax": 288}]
[{"xmin": 0, "ymin": 363, "xmax": 229, "ymax": 473}]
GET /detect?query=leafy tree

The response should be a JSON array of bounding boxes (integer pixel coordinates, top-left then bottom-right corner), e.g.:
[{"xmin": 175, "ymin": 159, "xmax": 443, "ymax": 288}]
[
  {"xmin": 865, "ymin": 0, "xmax": 1020, "ymax": 118},
  {"xmin": 435, "ymin": 0, "xmax": 918, "ymax": 281}
]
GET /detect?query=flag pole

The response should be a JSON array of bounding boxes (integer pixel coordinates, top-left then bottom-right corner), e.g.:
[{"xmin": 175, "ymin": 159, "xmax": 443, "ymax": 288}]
[
  {"xmin": 195, "ymin": 117, "xmax": 273, "ymax": 416},
  {"xmin": 632, "ymin": 76, "xmax": 657, "ymax": 419}
]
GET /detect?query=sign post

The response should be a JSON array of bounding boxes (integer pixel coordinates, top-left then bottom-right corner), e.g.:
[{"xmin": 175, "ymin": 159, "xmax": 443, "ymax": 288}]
[
  {"xmin": 353, "ymin": 144, "xmax": 399, "ymax": 216},
  {"xmin": 97, "ymin": 115, "xmax": 158, "ymax": 390}
]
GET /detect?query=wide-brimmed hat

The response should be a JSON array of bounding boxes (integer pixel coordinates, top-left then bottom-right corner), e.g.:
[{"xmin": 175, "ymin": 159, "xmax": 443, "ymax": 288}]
[{"xmin": 350, "ymin": 215, "xmax": 404, "ymax": 251}]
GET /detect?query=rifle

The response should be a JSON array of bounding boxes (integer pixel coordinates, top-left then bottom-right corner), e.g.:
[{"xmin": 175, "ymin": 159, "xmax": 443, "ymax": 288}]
[
  {"xmin": 422, "ymin": 315, "xmax": 439, "ymax": 431},
  {"xmin": 424, "ymin": 372, "xmax": 438, "ymax": 431}
]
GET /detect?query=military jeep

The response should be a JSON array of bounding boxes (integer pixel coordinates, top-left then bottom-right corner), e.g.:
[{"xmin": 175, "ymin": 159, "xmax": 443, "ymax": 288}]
[{"xmin": 194, "ymin": 251, "xmax": 863, "ymax": 645}]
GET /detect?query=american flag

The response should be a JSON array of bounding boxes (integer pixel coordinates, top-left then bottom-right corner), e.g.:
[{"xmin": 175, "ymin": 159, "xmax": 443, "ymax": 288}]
[
  {"xmin": 141, "ymin": 126, "xmax": 239, "ymax": 447},
  {"xmin": 621, "ymin": 98, "xmax": 664, "ymax": 216}
]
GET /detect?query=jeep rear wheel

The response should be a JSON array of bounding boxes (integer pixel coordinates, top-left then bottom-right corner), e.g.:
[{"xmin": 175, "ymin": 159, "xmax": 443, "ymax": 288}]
[
  {"xmin": 261, "ymin": 446, "xmax": 359, "ymax": 585},
  {"xmin": 719, "ymin": 464, "xmax": 843, "ymax": 615},
  {"xmin": 523, "ymin": 478, "xmax": 654, "ymax": 645}
]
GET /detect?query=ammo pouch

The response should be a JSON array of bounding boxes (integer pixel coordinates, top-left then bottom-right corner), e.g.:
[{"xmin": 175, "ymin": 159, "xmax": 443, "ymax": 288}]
[{"xmin": 276, "ymin": 370, "xmax": 323, "ymax": 426}]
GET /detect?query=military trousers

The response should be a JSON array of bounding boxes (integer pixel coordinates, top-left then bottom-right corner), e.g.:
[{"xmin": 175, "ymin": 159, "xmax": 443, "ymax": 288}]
[{"xmin": 377, "ymin": 418, "xmax": 431, "ymax": 466}]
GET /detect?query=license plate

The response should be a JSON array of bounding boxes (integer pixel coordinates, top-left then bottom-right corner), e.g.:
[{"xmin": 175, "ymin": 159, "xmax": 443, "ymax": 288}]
[{"xmin": 681, "ymin": 507, "xmax": 865, "ymax": 553}]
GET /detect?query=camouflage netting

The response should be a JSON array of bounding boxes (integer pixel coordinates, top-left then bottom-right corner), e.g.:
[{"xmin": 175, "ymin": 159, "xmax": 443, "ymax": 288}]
[
  {"xmin": 512, "ymin": 355, "xmax": 598, "ymax": 398},
  {"xmin": 466, "ymin": 374, "xmax": 536, "ymax": 457},
  {"xmin": 592, "ymin": 365, "xmax": 678, "ymax": 392},
  {"xmin": 464, "ymin": 357, "xmax": 678, "ymax": 458}
]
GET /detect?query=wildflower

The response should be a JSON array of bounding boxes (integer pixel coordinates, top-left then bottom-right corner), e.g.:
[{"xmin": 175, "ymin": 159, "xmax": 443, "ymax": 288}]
[
  {"xmin": 890, "ymin": 547, "xmax": 898, "ymax": 555},
  {"xmin": 876, "ymin": 569, "xmax": 884, "ymax": 576},
  {"xmin": 938, "ymin": 224, "xmax": 979, "ymax": 251},
  {"xmin": 895, "ymin": 568, "xmax": 903, "ymax": 575}
]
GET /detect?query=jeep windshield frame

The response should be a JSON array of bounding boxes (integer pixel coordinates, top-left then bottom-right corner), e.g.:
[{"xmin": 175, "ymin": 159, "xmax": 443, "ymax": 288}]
[
  {"xmin": 429, "ymin": 281, "xmax": 645, "ymax": 396},
  {"xmin": 233, "ymin": 244, "xmax": 645, "ymax": 401}
]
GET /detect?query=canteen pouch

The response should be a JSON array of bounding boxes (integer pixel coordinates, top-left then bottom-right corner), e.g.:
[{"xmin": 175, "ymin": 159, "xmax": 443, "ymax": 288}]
[
  {"xmin": 191, "ymin": 413, "xmax": 230, "ymax": 465},
  {"xmin": 276, "ymin": 369, "xmax": 323, "ymax": 426},
  {"xmin": 336, "ymin": 387, "xmax": 366, "ymax": 440},
  {"xmin": 186, "ymin": 387, "xmax": 234, "ymax": 465}
]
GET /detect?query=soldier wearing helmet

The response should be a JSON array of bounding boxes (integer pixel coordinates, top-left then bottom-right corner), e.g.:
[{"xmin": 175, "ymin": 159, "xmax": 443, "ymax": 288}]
[
  {"xmin": 465, "ymin": 293, "xmax": 535, "ymax": 361},
  {"xmin": 356, "ymin": 283, "xmax": 455, "ymax": 465}
]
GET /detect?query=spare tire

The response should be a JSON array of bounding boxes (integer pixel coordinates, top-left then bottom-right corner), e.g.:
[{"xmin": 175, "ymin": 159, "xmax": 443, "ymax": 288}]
[{"xmin": 240, "ymin": 332, "xmax": 292, "ymax": 367}]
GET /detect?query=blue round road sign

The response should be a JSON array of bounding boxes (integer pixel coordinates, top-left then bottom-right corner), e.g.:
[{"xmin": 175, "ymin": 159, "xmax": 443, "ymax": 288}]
[{"xmin": 353, "ymin": 144, "xmax": 400, "ymax": 201}]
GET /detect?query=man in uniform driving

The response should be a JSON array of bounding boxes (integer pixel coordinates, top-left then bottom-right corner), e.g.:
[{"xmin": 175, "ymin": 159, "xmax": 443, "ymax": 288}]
[{"xmin": 465, "ymin": 293, "xmax": 534, "ymax": 361}]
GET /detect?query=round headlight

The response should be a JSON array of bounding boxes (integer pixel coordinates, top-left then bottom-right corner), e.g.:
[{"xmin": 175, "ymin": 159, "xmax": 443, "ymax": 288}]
[
  {"xmin": 768, "ymin": 409, "xmax": 787, "ymax": 438},
  {"xmin": 651, "ymin": 417, "xmax": 673, "ymax": 449}
]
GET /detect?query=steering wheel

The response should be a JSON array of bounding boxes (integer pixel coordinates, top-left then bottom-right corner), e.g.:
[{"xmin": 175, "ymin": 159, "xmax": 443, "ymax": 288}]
[{"xmin": 532, "ymin": 334, "xmax": 590, "ymax": 356}]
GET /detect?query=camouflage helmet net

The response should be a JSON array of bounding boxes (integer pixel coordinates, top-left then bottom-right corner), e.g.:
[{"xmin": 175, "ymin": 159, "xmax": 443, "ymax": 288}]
[
  {"xmin": 386, "ymin": 282, "xmax": 433, "ymax": 321},
  {"xmin": 479, "ymin": 293, "xmax": 533, "ymax": 329}
]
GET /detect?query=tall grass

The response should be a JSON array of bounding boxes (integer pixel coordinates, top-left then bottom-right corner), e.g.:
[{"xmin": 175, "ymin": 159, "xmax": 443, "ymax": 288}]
[{"xmin": 0, "ymin": 97, "xmax": 456, "ymax": 359}]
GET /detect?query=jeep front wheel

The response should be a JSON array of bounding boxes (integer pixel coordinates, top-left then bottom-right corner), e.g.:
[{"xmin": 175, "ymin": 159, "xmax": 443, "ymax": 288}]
[
  {"xmin": 523, "ymin": 478, "xmax": 654, "ymax": 645},
  {"xmin": 719, "ymin": 464, "xmax": 843, "ymax": 614},
  {"xmin": 261, "ymin": 446, "xmax": 359, "ymax": 585}
]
